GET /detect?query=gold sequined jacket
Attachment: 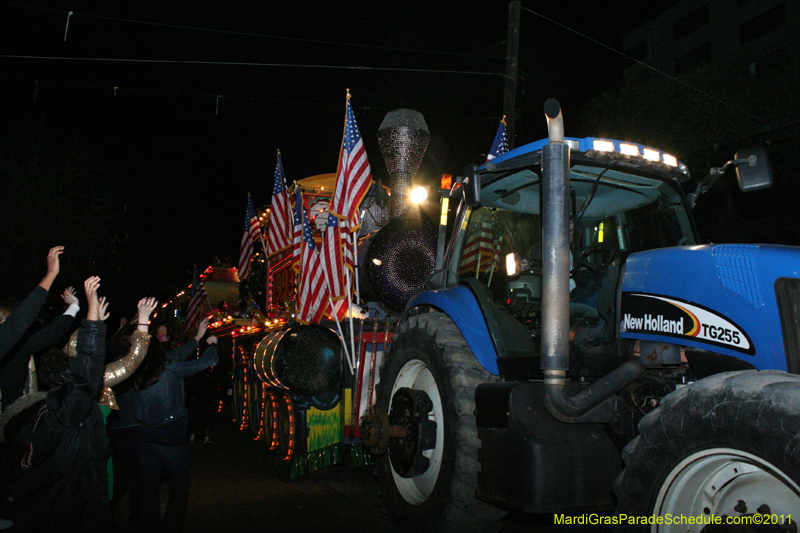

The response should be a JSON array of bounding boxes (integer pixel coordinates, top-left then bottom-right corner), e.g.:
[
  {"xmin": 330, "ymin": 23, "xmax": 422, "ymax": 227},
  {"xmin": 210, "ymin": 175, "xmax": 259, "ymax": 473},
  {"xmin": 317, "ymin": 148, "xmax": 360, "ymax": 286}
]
[{"xmin": 66, "ymin": 328, "xmax": 151, "ymax": 410}]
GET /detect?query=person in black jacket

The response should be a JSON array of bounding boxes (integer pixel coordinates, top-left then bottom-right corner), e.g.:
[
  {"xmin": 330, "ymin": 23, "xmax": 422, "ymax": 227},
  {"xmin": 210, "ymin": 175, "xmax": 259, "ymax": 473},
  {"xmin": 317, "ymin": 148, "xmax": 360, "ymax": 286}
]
[
  {"xmin": 0, "ymin": 276, "xmax": 111, "ymax": 532},
  {"xmin": 0, "ymin": 286, "xmax": 81, "ymax": 410},
  {"xmin": 0, "ymin": 247, "xmax": 64, "ymax": 361},
  {"xmin": 136, "ymin": 319, "xmax": 218, "ymax": 533},
  {"xmin": 108, "ymin": 318, "xmax": 210, "ymax": 531}
]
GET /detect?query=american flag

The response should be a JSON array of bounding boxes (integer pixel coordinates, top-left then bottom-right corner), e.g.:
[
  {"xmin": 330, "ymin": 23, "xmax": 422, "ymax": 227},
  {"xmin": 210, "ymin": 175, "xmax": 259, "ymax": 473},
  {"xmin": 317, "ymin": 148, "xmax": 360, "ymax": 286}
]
[
  {"xmin": 319, "ymin": 214, "xmax": 346, "ymax": 302},
  {"xmin": 459, "ymin": 222, "xmax": 495, "ymax": 275},
  {"xmin": 486, "ymin": 117, "xmax": 509, "ymax": 161},
  {"xmin": 238, "ymin": 194, "xmax": 263, "ymax": 281},
  {"xmin": 323, "ymin": 214, "xmax": 357, "ymax": 321},
  {"xmin": 330, "ymin": 93, "xmax": 372, "ymax": 228},
  {"xmin": 296, "ymin": 203, "xmax": 331, "ymax": 324},
  {"xmin": 341, "ymin": 210, "xmax": 358, "ymax": 276},
  {"xmin": 291, "ymin": 188, "xmax": 303, "ymax": 273},
  {"xmin": 267, "ymin": 153, "xmax": 291, "ymax": 257},
  {"xmin": 492, "ymin": 229, "xmax": 504, "ymax": 270},
  {"xmin": 184, "ymin": 266, "xmax": 208, "ymax": 335}
]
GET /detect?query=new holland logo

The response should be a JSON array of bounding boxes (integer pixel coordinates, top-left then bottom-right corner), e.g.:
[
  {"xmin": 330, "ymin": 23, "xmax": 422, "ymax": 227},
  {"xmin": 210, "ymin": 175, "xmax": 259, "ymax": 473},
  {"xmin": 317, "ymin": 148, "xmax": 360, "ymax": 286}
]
[{"xmin": 620, "ymin": 292, "xmax": 754, "ymax": 356}]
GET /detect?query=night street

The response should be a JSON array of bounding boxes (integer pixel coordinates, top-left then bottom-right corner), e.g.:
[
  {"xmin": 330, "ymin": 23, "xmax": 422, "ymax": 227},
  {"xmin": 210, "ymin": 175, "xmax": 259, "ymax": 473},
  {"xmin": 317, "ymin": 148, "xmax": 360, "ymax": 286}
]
[
  {"xmin": 116, "ymin": 417, "xmax": 604, "ymax": 533},
  {"xmin": 2, "ymin": 2, "xmax": 798, "ymax": 531}
]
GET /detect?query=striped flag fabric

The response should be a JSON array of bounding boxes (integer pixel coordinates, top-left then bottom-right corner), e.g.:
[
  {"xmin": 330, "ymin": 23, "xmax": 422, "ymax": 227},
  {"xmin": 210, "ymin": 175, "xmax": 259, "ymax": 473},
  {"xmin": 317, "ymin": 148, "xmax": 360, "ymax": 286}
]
[
  {"xmin": 491, "ymin": 233, "xmax": 504, "ymax": 273},
  {"xmin": 459, "ymin": 222, "xmax": 495, "ymax": 275},
  {"xmin": 319, "ymin": 215, "xmax": 346, "ymax": 301},
  {"xmin": 238, "ymin": 194, "xmax": 263, "ymax": 281},
  {"xmin": 330, "ymin": 93, "xmax": 372, "ymax": 228},
  {"xmin": 267, "ymin": 152, "xmax": 291, "ymax": 257},
  {"xmin": 486, "ymin": 117, "xmax": 509, "ymax": 162},
  {"xmin": 491, "ymin": 220, "xmax": 505, "ymax": 269},
  {"xmin": 292, "ymin": 189, "xmax": 303, "ymax": 273},
  {"xmin": 184, "ymin": 266, "xmax": 208, "ymax": 334},
  {"xmin": 297, "ymin": 203, "xmax": 331, "ymax": 324},
  {"xmin": 341, "ymin": 210, "xmax": 357, "ymax": 276}
]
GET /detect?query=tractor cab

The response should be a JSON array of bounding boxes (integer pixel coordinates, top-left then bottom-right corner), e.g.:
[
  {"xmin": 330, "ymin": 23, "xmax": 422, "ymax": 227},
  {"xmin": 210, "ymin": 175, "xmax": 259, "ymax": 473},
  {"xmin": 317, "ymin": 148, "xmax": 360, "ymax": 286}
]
[{"xmin": 444, "ymin": 138, "xmax": 698, "ymax": 378}]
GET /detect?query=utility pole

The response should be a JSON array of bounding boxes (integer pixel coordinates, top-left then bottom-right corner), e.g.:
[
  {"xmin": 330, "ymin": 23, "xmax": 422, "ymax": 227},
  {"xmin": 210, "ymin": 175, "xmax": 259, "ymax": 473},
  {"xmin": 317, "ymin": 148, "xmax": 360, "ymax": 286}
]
[{"xmin": 503, "ymin": 1, "xmax": 521, "ymax": 149}]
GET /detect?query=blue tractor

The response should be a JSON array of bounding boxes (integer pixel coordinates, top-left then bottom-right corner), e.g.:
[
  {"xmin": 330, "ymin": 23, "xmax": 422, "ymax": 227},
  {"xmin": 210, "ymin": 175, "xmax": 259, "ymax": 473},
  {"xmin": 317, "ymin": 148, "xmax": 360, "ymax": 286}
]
[{"xmin": 361, "ymin": 100, "xmax": 800, "ymax": 532}]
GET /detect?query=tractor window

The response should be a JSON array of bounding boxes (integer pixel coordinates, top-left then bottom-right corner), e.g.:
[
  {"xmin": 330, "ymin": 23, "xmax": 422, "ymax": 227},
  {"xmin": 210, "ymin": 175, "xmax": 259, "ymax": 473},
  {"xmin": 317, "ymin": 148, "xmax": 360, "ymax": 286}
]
[
  {"xmin": 452, "ymin": 173, "xmax": 695, "ymax": 363},
  {"xmin": 623, "ymin": 196, "xmax": 691, "ymax": 251},
  {"xmin": 456, "ymin": 207, "xmax": 540, "ymax": 296}
]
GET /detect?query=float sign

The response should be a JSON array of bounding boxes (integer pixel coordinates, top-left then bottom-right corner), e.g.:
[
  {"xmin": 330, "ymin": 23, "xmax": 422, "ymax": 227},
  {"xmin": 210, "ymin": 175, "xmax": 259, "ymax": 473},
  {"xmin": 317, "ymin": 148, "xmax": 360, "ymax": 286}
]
[{"xmin": 620, "ymin": 292, "xmax": 754, "ymax": 356}]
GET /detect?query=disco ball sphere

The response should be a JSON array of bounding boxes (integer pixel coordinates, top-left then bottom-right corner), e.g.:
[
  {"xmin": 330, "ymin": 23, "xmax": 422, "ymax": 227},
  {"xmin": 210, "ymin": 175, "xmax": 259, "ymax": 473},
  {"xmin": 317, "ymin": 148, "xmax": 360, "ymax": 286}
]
[{"xmin": 363, "ymin": 218, "xmax": 437, "ymax": 312}]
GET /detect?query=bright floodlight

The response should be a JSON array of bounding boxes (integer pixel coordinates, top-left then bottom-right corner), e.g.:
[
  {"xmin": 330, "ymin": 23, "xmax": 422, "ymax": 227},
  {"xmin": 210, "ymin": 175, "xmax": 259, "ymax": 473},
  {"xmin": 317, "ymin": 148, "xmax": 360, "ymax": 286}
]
[
  {"xmin": 506, "ymin": 253, "xmax": 518, "ymax": 277},
  {"xmin": 410, "ymin": 186, "xmax": 428, "ymax": 204}
]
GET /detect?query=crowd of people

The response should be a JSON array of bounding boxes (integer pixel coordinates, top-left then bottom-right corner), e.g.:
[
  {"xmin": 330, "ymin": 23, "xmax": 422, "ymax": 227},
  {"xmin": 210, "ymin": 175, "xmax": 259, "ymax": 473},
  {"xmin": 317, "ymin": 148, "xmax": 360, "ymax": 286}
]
[{"xmin": 0, "ymin": 247, "xmax": 220, "ymax": 532}]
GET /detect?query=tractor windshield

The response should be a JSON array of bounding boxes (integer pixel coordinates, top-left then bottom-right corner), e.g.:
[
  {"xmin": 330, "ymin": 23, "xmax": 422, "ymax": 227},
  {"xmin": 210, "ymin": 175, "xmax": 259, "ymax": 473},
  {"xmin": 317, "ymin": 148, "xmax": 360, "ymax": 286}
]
[{"xmin": 450, "ymin": 164, "xmax": 696, "ymax": 356}]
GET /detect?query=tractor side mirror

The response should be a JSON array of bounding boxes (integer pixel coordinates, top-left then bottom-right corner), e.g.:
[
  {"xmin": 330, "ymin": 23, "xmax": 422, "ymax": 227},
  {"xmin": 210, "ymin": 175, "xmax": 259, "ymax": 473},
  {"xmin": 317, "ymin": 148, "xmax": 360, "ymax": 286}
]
[
  {"xmin": 735, "ymin": 146, "xmax": 773, "ymax": 192},
  {"xmin": 463, "ymin": 165, "xmax": 481, "ymax": 207}
]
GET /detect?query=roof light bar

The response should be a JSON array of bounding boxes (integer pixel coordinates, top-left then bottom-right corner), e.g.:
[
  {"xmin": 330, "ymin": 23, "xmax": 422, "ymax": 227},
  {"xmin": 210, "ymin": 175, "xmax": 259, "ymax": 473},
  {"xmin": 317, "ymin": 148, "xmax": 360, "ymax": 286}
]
[
  {"xmin": 662, "ymin": 153, "xmax": 678, "ymax": 167},
  {"xmin": 642, "ymin": 148, "xmax": 660, "ymax": 162},
  {"xmin": 593, "ymin": 140, "xmax": 615, "ymax": 152}
]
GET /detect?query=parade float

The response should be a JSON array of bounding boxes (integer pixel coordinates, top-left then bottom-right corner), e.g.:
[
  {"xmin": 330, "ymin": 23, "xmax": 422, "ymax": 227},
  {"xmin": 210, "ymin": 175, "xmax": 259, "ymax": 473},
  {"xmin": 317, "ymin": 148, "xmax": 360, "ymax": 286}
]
[{"xmin": 196, "ymin": 97, "xmax": 442, "ymax": 478}]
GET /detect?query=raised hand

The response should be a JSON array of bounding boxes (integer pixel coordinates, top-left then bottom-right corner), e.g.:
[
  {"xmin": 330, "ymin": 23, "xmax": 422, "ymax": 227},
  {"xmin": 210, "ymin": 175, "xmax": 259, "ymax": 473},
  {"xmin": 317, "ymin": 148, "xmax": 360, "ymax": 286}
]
[
  {"xmin": 206, "ymin": 335, "xmax": 218, "ymax": 345},
  {"xmin": 193, "ymin": 317, "xmax": 209, "ymax": 342},
  {"xmin": 98, "ymin": 296, "xmax": 110, "ymax": 322},
  {"xmin": 84, "ymin": 276, "xmax": 101, "ymax": 321},
  {"xmin": 46, "ymin": 246, "xmax": 63, "ymax": 276},
  {"xmin": 61, "ymin": 286, "xmax": 79, "ymax": 307},
  {"xmin": 136, "ymin": 297, "xmax": 158, "ymax": 330},
  {"xmin": 38, "ymin": 246, "xmax": 64, "ymax": 291}
]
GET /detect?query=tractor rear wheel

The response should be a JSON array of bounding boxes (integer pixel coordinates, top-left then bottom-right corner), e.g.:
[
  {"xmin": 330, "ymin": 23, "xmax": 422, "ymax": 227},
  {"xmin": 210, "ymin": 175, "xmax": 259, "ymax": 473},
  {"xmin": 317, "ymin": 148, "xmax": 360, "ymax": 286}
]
[{"xmin": 375, "ymin": 311, "xmax": 505, "ymax": 533}]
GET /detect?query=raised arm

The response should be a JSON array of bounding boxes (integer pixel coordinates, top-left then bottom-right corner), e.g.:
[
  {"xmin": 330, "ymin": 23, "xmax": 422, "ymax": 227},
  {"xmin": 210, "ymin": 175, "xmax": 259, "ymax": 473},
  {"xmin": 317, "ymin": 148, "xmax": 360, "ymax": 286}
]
[
  {"xmin": 103, "ymin": 298, "xmax": 157, "ymax": 388},
  {"xmin": 165, "ymin": 317, "xmax": 206, "ymax": 362},
  {"xmin": 85, "ymin": 276, "xmax": 102, "ymax": 322},
  {"xmin": 0, "ymin": 247, "xmax": 64, "ymax": 357},
  {"xmin": 169, "ymin": 335, "xmax": 219, "ymax": 380},
  {"xmin": 37, "ymin": 245, "xmax": 63, "ymax": 292}
]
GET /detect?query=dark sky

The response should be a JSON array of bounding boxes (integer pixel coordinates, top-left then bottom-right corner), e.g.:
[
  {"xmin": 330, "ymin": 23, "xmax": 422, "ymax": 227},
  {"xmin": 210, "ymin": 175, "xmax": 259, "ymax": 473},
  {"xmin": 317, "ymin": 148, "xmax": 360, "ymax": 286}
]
[{"xmin": 0, "ymin": 0, "xmax": 680, "ymax": 303}]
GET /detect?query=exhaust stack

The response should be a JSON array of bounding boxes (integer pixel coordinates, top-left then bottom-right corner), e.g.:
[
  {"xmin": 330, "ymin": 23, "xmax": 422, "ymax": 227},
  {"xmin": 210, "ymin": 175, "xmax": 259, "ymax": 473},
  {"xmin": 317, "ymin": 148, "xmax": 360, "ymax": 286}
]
[{"xmin": 539, "ymin": 99, "xmax": 644, "ymax": 421}]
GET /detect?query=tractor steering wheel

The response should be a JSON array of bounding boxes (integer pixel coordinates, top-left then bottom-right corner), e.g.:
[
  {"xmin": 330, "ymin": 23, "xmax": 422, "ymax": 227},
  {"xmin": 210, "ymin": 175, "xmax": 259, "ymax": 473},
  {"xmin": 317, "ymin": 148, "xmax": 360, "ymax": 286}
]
[{"xmin": 573, "ymin": 243, "xmax": 618, "ymax": 284}]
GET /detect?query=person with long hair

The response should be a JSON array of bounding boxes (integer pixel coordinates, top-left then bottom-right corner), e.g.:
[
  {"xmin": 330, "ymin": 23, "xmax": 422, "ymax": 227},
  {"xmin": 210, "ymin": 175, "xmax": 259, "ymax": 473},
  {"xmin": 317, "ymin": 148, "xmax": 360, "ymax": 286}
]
[{"xmin": 127, "ymin": 318, "xmax": 217, "ymax": 532}]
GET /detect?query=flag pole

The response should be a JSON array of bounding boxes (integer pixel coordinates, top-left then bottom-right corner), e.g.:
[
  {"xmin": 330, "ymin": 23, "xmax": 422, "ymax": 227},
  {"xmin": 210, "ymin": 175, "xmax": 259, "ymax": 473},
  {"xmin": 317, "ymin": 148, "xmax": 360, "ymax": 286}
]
[
  {"xmin": 345, "ymin": 264, "xmax": 356, "ymax": 373},
  {"xmin": 318, "ymin": 254, "xmax": 353, "ymax": 373},
  {"xmin": 328, "ymin": 292, "xmax": 354, "ymax": 375},
  {"xmin": 352, "ymin": 225, "xmax": 361, "ymax": 306}
]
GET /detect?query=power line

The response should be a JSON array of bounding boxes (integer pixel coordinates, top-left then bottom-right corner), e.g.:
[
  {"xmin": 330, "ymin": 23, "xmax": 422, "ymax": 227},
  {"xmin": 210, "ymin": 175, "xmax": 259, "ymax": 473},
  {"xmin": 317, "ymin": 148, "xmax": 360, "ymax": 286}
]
[
  {"xmin": 2, "ymin": 1, "xmax": 504, "ymax": 62},
  {"xmin": 0, "ymin": 74, "xmax": 501, "ymax": 122},
  {"xmin": 0, "ymin": 54, "xmax": 502, "ymax": 77}
]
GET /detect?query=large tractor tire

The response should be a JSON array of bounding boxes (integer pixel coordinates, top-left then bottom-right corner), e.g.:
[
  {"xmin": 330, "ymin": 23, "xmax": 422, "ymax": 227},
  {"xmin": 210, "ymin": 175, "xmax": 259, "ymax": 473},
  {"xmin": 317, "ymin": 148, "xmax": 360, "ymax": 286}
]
[
  {"xmin": 375, "ymin": 311, "xmax": 506, "ymax": 533},
  {"xmin": 615, "ymin": 370, "xmax": 800, "ymax": 532}
]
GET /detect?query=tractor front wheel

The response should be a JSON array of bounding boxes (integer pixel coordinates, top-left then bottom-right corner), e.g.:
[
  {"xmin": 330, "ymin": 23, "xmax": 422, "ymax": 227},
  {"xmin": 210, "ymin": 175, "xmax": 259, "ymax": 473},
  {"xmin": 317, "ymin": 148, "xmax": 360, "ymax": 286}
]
[{"xmin": 375, "ymin": 311, "xmax": 505, "ymax": 533}]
